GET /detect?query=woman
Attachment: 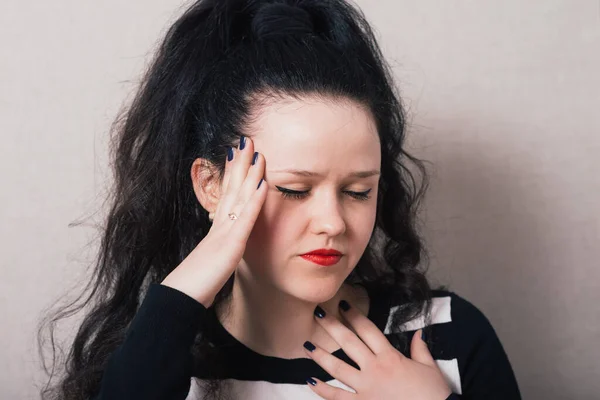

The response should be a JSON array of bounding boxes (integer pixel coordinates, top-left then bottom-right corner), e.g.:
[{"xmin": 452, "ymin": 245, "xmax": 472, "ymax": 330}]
[{"xmin": 38, "ymin": 0, "xmax": 522, "ymax": 399}]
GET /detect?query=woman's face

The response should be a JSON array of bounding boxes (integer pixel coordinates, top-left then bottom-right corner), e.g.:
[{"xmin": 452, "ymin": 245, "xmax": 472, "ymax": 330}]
[{"xmin": 241, "ymin": 95, "xmax": 381, "ymax": 303}]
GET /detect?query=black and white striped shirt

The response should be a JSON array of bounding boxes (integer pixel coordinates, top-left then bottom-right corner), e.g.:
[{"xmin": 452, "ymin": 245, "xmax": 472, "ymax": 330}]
[{"xmin": 92, "ymin": 283, "xmax": 522, "ymax": 399}]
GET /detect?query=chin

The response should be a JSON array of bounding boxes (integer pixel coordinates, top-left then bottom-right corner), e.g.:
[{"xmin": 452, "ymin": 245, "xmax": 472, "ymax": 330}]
[{"xmin": 280, "ymin": 275, "xmax": 344, "ymax": 303}]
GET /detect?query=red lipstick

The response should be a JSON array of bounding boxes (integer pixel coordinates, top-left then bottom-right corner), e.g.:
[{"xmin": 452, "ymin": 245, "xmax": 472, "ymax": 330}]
[{"xmin": 300, "ymin": 249, "xmax": 343, "ymax": 266}]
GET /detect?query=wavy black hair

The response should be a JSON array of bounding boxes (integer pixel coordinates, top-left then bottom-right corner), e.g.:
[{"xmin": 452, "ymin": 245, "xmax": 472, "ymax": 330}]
[{"xmin": 37, "ymin": 0, "xmax": 439, "ymax": 399}]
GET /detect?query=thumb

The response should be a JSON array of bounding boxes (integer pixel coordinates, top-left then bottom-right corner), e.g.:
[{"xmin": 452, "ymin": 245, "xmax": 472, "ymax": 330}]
[{"xmin": 410, "ymin": 329, "xmax": 437, "ymax": 368}]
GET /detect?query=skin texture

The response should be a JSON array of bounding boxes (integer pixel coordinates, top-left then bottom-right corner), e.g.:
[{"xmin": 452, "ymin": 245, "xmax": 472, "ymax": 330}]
[{"xmin": 194, "ymin": 94, "xmax": 381, "ymax": 359}]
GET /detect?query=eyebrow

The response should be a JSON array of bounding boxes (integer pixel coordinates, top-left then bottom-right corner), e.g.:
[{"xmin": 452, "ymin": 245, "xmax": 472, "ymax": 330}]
[{"xmin": 269, "ymin": 169, "xmax": 381, "ymax": 178}]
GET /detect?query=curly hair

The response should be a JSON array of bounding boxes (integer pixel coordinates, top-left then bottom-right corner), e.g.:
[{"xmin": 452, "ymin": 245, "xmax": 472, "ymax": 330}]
[{"xmin": 37, "ymin": 1, "xmax": 438, "ymax": 399}]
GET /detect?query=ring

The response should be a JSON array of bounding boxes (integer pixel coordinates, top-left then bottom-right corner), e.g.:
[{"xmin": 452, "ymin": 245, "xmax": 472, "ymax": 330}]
[{"xmin": 228, "ymin": 212, "xmax": 238, "ymax": 220}]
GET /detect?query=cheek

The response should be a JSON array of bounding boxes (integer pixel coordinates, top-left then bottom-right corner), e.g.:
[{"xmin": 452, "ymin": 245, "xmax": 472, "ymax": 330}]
[
  {"xmin": 341, "ymin": 208, "xmax": 376, "ymax": 272},
  {"xmin": 348, "ymin": 206, "xmax": 377, "ymax": 244},
  {"xmin": 346, "ymin": 195, "xmax": 377, "ymax": 223},
  {"xmin": 248, "ymin": 194, "xmax": 301, "ymax": 239},
  {"xmin": 244, "ymin": 200, "xmax": 296, "ymax": 262}
]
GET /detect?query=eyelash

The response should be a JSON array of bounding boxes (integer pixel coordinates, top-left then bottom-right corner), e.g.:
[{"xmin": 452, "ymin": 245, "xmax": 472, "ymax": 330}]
[{"xmin": 275, "ymin": 186, "xmax": 372, "ymax": 201}]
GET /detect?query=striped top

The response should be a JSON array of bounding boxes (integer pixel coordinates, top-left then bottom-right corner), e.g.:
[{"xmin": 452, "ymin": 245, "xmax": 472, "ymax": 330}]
[{"xmin": 92, "ymin": 283, "xmax": 522, "ymax": 399}]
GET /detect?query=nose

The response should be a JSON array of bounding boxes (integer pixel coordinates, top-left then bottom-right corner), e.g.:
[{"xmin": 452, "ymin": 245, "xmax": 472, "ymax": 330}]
[{"xmin": 309, "ymin": 191, "xmax": 346, "ymax": 237}]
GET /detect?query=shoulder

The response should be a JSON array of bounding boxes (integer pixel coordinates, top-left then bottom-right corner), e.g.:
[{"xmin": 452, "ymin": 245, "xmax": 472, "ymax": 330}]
[
  {"xmin": 426, "ymin": 290, "xmax": 522, "ymax": 398},
  {"xmin": 376, "ymin": 287, "xmax": 520, "ymax": 397},
  {"xmin": 427, "ymin": 289, "xmax": 509, "ymax": 368}
]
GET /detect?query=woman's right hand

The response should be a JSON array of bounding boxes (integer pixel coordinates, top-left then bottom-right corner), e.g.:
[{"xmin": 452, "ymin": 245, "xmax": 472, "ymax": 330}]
[{"xmin": 161, "ymin": 136, "xmax": 268, "ymax": 307}]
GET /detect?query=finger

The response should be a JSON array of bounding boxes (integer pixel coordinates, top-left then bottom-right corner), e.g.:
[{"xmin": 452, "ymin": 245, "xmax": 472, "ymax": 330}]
[
  {"xmin": 226, "ymin": 146, "xmax": 267, "ymax": 240},
  {"xmin": 306, "ymin": 376, "xmax": 357, "ymax": 400},
  {"xmin": 220, "ymin": 145, "xmax": 237, "ymax": 196},
  {"xmin": 313, "ymin": 306, "xmax": 375, "ymax": 368},
  {"xmin": 215, "ymin": 136, "xmax": 254, "ymax": 223},
  {"xmin": 410, "ymin": 329, "xmax": 437, "ymax": 368},
  {"xmin": 303, "ymin": 341, "xmax": 361, "ymax": 392},
  {"xmin": 337, "ymin": 299, "xmax": 396, "ymax": 356},
  {"xmin": 234, "ymin": 150, "xmax": 265, "ymax": 214},
  {"xmin": 228, "ymin": 170, "xmax": 268, "ymax": 244},
  {"xmin": 226, "ymin": 135, "xmax": 254, "ymax": 192},
  {"xmin": 213, "ymin": 145, "xmax": 237, "ymax": 223}
]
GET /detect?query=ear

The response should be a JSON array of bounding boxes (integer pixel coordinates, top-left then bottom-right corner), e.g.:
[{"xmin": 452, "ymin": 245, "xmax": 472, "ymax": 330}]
[{"xmin": 190, "ymin": 158, "xmax": 222, "ymax": 219}]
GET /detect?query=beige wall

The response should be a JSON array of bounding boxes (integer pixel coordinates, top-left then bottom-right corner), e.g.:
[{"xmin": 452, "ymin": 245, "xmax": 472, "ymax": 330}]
[{"xmin": 1, "ymin": 1, "xmax": 598, "ymax": 398}]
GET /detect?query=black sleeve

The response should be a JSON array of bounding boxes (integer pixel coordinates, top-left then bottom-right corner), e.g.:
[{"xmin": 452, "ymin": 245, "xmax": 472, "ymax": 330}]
[
  {"xmin": 451, "ymin": 293, "xmax": 522, "ymax": 400},
  {"xmin": 90, "ymin": 283, "xmax": 207, "ymax": 400}
]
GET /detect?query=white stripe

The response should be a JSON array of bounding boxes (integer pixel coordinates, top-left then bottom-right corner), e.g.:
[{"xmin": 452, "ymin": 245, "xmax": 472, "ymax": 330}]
[
  {"xmin": 437, "ymin": 358, "xmax": 462, "ymax": 395},
  {"xmin": 188, "ymin": 366, "xmax": 460, "ymax": 399},
  {"xmin": 187, "ymin": 377, "xmax": 337, "ymax": 399},
  {"xmin": 326, "ymin": 378, "xmax": 356, "ymax": 394},
  {"xmin": 384, "ymin": 296, "xmax": 452, "ymax": 334}
]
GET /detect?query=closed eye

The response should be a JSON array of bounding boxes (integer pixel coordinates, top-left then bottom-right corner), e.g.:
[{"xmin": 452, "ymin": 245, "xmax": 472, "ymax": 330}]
[{"xmin": 275, "ymin": 186, "xmax": 372, "ymax": 201}]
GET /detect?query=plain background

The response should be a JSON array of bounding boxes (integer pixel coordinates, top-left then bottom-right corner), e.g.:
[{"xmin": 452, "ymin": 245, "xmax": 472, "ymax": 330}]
[{"xmin": 1, "ymin": 0, "xmax": 598, "ymax": 399}]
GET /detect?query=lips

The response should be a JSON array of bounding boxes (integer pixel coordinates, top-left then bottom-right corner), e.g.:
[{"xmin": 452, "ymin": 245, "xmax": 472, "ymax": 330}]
[
  {"xmin": 300, "ymin": 254, "xmax": 342, "ymax": 266},
  {"xmin": 301, "ymin": 249, "xmax": 343, "ymax": 256},
  {"xmin": 300, "ymin": 249, "xmax": 343, "ymax": 266}
]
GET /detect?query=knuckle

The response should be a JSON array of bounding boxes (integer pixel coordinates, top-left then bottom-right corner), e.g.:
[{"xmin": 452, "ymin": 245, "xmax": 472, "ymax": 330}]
[
  {"xmin": 330, "ymin": 359, "xmax": 344, "ymax": 377},
  {"xmin": 381, "ymin": 349, "xmax": 403, "ymax": 365}
]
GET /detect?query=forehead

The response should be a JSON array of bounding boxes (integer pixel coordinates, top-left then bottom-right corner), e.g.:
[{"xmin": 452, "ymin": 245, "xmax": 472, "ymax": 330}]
[{"xmin": 246, "ymin": 95, "xmax": 380, "ymax": 171}]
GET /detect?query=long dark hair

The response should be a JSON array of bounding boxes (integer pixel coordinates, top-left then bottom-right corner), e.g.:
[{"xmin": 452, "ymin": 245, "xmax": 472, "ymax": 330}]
[{"xmin": 37, "ymin": 0, "xmax": 437, "ymax": 398}]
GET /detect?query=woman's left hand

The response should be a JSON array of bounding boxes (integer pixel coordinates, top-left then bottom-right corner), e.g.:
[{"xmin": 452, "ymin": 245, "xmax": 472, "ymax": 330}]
[{"xmin": 304, "ymin": 300, "xmax": 452, "ymax": 400}]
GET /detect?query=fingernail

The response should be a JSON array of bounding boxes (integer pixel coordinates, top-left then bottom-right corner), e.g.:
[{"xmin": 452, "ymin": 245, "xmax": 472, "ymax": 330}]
[
  {"xmin": 257, "ymin": 178, "xmax": 263, "ymax": 189},
  {"xmin": 303, "ymin": 341, "xmax": 315, "ymax": 352},
  {"xmin": 227, "ymin": 147, "xmax": 234, "ymax": 161},
  {"xmin": 252, "ymin": 151, "xmax": 258, "ymax": 165},
  {"xmin": 339, "ymin": 300, "xmax": 350, "ymax": 311},
  {"xmin": 306, "ymin": 377, "xmax": 317, "ymax": 386},
  {"xmin": 421, "ymin": 330, "xmax": 426, "ymax": 341},
  {"xmin": 239, "ymin": 136, "xmax": 246, "ymax": 150},
  {"xmin": 314, "ymin": 306, "xmax": 326, "ymax": 318}
]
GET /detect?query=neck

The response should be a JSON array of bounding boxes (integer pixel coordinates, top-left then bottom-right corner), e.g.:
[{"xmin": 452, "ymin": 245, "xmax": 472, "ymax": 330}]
[{"xmin": 216, "ymin": 271, "xmax": 369, "ymax": 359}]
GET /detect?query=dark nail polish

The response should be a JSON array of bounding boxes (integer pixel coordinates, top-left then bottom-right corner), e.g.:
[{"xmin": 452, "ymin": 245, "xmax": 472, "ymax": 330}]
[
  {"xmin": 239, "ymin": 136, "xmax": 246, "ymax": 150},
  {"xmin": 339, "ymin": 300, "xmax": 350, "ymax": 311},
  {"xmin": 227, "ymin": 147, "xmax": 234, "ymax": 161},
  {"xmin": 421, "ymin": 330, "xmax": 426, "ymax": 341},
  {"xmin": 306, "ymin": 377, "xmax": 317, "ymax": 386},
  {"xmin": 314, "ymin": 306, "xmax": 326, "ymax": 318},
  {"xmin": 303, "ymin": 341, "xmax": 316, "ymax": 352},
  {"xmin": 257, "ymin": 178, "xmax": 263, "ymax": 189},
  {"xmin": 252, "ymin": 151, "xmax": 258, "ymax": 165}
]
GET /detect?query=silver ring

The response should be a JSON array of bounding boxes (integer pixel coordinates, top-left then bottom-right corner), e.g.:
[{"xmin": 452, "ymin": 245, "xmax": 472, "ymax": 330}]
[{"xmin": 228, "ymin": 212, "xmax": 238, "ymax": 220}]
